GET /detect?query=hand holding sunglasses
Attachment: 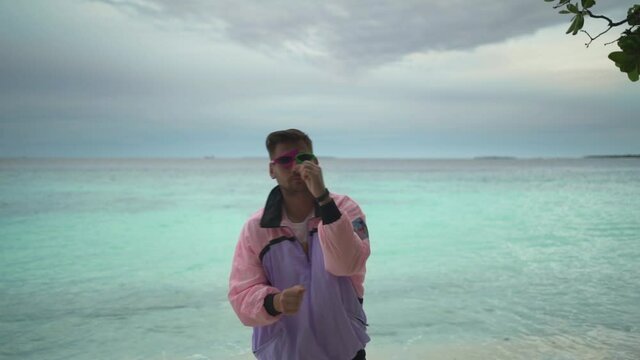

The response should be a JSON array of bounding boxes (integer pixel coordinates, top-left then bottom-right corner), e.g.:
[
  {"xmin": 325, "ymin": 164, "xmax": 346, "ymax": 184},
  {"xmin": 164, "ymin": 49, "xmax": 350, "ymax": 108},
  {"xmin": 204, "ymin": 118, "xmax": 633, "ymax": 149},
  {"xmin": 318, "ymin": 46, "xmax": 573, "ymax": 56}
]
[{"xmin": 271, "ymin": 149, "xmax": 327, "ymax": 200}]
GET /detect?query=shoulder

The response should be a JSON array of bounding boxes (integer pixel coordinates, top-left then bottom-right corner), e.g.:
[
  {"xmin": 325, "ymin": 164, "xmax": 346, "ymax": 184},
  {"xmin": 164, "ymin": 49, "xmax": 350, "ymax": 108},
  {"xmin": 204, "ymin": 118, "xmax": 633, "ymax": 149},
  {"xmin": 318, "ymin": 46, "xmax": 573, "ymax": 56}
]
[
  {"xmin": 329, "ymin": 192, "xmax": 352, "ymax": 205},
  {"xmin": 237, "ymin": 208, "xmax": 265, "ymax": 248},
  {"xmin": 242, "ymin": 208, "xmax": 266, "ymax": 235},
  {"xmin": 329, "ymin": 192, "xmax": 365, "ymax": 218}
]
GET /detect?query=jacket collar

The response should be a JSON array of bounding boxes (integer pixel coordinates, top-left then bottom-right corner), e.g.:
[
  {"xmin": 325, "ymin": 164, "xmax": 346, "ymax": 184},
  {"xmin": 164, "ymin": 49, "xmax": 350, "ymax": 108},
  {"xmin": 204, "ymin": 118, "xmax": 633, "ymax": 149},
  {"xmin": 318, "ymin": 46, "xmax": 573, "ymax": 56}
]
[{"xmin": 260, "ymin": 185, "xmax": 321, "ymax": 228}]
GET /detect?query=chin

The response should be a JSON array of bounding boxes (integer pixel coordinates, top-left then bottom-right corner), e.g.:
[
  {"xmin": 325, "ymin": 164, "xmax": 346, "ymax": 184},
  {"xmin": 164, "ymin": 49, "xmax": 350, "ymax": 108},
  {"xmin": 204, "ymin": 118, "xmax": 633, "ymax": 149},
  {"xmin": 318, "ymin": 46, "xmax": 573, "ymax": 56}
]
[
  {"xmin": 283, "ymin": 183, "xmax": 309, "ymax": 194},
  {"xmin": 292, "ymin": 184, "xmax": 308, "ymax": 192}
]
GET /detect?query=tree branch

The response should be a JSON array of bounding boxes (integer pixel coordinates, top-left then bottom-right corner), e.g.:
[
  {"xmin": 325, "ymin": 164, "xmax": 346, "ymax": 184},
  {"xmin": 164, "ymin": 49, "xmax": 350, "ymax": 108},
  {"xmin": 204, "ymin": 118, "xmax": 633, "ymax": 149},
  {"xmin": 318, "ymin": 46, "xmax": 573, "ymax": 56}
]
[
  {"xmin": 585, "ymin": 10, "xmax": 629, "ymax": 27},
  {"xmin": 552, "ymin": 0, "xmax": 571, "ymax": 10},
  {"xmin": 577, "ymin": 10, "xmax": 630, "ymax": 47},
  {"xmin": 580, "ymin": 27, "xmax": 613, "ymax": 47},
  {"xmin": 604, "ymin": 37, "xmax": 620, "ymax": 46}
]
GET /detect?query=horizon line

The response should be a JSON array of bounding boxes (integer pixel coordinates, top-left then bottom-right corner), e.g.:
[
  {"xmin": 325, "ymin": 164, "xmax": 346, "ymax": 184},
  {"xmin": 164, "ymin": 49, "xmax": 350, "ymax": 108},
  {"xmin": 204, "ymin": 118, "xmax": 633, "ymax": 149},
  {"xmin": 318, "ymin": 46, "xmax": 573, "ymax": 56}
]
[{"xmin": 2, "ymin": 154, "xmax": 639, "ymax": 161}]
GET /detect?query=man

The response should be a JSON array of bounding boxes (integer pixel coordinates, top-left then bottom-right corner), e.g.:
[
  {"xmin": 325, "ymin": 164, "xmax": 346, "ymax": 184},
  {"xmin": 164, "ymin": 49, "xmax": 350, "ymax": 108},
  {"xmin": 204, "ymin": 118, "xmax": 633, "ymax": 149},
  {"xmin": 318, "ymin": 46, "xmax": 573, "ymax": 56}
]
[{"xmin": 228, "ymin": 129, "xmax": 371, "ymax": 360}]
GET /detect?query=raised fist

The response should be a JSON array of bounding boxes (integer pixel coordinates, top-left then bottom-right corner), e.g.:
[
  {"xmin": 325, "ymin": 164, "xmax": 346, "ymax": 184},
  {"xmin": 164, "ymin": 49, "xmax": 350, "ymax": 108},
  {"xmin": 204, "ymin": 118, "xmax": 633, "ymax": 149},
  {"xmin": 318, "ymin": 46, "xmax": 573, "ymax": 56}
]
[{"xmin": 274, "ymin": 285, "xmax": 306, "ymax": 315}]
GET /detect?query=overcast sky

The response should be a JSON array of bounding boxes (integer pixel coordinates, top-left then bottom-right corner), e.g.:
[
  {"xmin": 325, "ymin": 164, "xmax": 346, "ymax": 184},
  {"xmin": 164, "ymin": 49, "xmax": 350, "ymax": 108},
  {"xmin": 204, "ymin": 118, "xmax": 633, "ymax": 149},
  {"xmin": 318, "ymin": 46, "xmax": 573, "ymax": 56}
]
[{"xmin": 1, "ymin": 0, "xmax": 638, "ymax": 158}]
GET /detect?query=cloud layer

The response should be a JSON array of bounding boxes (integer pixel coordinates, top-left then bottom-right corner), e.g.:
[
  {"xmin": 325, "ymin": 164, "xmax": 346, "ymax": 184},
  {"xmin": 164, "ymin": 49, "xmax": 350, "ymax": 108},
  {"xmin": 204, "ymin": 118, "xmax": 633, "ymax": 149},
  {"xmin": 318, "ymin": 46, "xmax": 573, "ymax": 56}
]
[
  {"xmin": 1, "ymin": 1, "xmax": 638, "ymax": 158},
  {"xmin": 100, "ymin": 0, "xmax": 628, "ymax": 69}
]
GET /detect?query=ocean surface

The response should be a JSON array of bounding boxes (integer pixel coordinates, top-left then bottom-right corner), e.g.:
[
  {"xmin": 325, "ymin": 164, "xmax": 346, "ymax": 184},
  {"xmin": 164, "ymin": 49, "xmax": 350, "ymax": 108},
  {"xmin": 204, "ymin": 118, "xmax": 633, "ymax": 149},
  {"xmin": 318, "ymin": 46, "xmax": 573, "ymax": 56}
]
[{"xmin": 1, "ymin": 158, "xmax": 639, "ymax": 360}]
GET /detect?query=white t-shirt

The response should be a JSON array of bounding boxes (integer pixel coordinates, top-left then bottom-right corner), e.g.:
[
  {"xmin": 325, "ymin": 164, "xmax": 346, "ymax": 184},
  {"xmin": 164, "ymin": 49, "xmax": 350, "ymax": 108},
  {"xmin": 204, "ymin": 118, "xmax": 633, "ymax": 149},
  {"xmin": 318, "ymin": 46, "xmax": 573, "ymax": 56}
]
[{"xmin": 286, "ymin": 210, "xmax": 313, "ymax": 245}]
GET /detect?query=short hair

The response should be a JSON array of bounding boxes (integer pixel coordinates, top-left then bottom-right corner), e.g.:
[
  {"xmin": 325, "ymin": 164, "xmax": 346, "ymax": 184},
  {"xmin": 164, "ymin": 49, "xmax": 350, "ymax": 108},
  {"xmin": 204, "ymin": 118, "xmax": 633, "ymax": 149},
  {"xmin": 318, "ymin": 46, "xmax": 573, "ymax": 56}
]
[{"xmin": 265, "ymin": 129, "xmax": 313, "ymax": 158}]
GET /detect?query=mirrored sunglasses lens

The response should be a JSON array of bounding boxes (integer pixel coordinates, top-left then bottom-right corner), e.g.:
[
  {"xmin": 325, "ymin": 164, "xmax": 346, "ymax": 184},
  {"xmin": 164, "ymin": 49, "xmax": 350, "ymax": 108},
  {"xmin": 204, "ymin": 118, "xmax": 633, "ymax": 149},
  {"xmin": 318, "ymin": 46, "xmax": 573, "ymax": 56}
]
[{"xmin": 296, "ymin": 153, "xmax": 315, "ymax": 163}]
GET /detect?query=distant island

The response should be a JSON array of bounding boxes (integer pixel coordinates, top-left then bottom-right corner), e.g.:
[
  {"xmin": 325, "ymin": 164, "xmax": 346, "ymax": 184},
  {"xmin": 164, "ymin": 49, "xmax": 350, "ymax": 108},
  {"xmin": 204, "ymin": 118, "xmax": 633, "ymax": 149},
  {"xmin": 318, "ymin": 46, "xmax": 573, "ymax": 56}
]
[
  {"xmin": 473, "ymin": 156, "xmax": 517, "ymax": 160},
  {"xmin": 584, "ymin": 155, "xmax": 640, "ymax": 159}
]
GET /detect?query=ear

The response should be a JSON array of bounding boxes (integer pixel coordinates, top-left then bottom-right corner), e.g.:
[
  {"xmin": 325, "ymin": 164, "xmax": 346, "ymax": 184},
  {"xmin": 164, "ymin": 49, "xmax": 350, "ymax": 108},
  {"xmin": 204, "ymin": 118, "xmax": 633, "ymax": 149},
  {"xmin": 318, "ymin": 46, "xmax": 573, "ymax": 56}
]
[{"xmin": 269, "ymin": 163, "xmax": 275, "ymax": 179}]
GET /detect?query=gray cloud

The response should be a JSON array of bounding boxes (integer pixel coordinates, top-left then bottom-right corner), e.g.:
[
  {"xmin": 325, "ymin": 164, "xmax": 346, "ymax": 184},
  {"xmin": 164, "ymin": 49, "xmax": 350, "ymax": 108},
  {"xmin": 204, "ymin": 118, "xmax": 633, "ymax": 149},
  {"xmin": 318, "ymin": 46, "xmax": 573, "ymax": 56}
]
[
  {"xmin": 99, "ymin": 0, "xmax": 630, "ymax": 69},
  {"xmin": 1, "ymin": 1, "xmax": 638, "ymax": 158}
]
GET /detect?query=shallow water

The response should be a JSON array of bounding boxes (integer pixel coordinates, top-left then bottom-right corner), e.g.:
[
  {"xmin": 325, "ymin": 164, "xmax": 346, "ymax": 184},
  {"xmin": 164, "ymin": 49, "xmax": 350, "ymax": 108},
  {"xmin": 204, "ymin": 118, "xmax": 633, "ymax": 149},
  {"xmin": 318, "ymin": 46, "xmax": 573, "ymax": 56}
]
[{"xmin": 1, "ymin": 158, "xmax": 639, "ymax": 359}]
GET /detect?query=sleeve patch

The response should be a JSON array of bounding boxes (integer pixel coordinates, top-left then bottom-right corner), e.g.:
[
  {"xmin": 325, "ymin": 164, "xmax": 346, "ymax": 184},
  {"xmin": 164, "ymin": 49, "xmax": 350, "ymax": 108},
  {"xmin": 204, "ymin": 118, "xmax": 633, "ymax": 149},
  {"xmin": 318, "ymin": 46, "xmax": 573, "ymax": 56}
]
[{"xmin": 352, "ymin": 217, "xmax": 369, "ymax": 240}]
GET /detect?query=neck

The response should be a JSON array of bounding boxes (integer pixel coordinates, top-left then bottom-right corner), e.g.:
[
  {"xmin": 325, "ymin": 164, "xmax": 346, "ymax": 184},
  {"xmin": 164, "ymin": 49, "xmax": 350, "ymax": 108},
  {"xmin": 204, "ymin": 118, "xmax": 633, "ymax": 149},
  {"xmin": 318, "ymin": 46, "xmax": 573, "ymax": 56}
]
[{"xmin": 281, "ymin": 188, "xmax": 315, "ymax": 223}]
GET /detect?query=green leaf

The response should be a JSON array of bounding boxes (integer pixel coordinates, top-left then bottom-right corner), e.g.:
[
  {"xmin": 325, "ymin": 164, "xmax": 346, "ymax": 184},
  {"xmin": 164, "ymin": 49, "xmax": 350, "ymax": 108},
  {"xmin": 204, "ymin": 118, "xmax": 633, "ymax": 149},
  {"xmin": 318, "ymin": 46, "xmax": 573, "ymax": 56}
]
[
  {"xmin": 559, "ymin": 10, "xmax": 570, "ymax": 14},
  {"xmin": 620, "ymin": 60, "xmax": 637, "ymax": 72},
  {"xmin": 628, "ymin": 5, "xmax": 640, "ymax": 26},
  {"xmin": 618, "ymin": 36, "xmax": 640, "ymax": 53},
  {"xmin": 581, "ymin": 0, "xmax": 595, "ymax": 9},
  {"xmin": 608, "ymin": 51, "xmax": 629, "ymax": 63},
  {"xmin": 544, "ymin": 0, "xmax": 554, "ymax": 2},
  {"xmin": 566, "ymin": 16, "xmax": 577, "ymax": 34},
  {"xmin": 627, "ymin": 66, "xmax": 639, "ymax": 82},
  {"xmin": 573, "ymin": 14, "xmax": 584, "ymax": 35},
  {"xmin": 567, "ymin": 3, "xmax": 579, "ymax": 13}
]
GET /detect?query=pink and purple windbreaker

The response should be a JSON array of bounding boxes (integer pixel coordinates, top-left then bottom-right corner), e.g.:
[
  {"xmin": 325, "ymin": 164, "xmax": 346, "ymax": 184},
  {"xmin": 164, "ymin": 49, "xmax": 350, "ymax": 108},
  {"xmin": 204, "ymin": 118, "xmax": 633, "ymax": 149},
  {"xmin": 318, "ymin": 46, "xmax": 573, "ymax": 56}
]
[{"xmin": 228, "ymin": 186, "xmax": 371, "ymax": 359}]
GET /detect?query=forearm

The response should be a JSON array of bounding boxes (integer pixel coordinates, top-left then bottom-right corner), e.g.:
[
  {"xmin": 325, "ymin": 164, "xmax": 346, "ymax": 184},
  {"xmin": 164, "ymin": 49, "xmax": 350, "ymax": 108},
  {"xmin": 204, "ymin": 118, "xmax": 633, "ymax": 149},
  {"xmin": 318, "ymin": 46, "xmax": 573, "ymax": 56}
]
[
  {"xmin": 228, "ymin": 224, "xmax": 283, "ymax": 327},
  {"xmin": 229, "ymin": 283, "xmax": 282, "ymax": 327},
  {"xmin": 317, "ymin": 199, "xmax": 370, "ymax": 276}
]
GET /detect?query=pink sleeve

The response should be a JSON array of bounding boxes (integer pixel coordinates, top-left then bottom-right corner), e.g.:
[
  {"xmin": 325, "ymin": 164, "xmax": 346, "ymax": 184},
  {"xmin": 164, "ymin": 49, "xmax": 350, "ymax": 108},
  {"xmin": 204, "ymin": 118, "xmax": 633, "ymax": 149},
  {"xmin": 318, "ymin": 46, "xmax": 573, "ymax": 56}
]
[
  {"xmin": 317, "ymin": 196, "xmax": 371, "ymax": 277},
  {"xmin": 228, "ymin": 222, "xmax": 282, "ymax": 327}
]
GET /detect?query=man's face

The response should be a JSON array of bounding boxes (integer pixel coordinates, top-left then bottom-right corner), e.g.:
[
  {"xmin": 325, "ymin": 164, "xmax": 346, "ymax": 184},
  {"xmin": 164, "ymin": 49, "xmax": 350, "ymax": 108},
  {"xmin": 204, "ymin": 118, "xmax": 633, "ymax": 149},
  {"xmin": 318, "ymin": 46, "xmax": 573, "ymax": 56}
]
[{"xmin": 269, "ymin": 141, "xmax": 313, "ymax": 194}]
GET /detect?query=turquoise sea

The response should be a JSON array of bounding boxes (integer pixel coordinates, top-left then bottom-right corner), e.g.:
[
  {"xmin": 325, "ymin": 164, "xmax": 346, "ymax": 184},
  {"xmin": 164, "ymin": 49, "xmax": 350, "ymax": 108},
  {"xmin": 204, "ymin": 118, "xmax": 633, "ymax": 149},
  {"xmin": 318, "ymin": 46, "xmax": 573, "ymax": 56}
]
[{"xmin": 1, "ymin": 158, "xmax": 639, "ymax": 360}]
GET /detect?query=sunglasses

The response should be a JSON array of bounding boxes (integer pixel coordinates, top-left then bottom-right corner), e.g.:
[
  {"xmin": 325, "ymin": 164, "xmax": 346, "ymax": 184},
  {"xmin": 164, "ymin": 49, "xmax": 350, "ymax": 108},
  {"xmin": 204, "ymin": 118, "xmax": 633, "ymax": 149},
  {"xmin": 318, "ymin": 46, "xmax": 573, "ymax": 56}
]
[{"xmin": 270, "ymin": 149, "xmax": 317, "ymax": 168}]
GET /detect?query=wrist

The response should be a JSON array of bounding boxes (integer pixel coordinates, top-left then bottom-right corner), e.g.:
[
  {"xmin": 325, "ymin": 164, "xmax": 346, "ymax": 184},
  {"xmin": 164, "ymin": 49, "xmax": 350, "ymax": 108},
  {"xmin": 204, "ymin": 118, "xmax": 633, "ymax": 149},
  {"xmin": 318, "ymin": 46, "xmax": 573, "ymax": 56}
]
[
  {"xmin": 318, "ymin": 196, "xmax": 341, "ymax": 224},
  {"xmin": 315, "ymin": 188, "xmax": 330, "ymax": 203},
  {"xmin": 273, "ymin": 293, "xmax": 282, "ymax": 313},
  {"xmin": 264, "ymin": 293, "xmax": 282, "ymax": 316},
  {"xmin": 318, "ymin": 196, "xmax": 332, "ymax": 206}
]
